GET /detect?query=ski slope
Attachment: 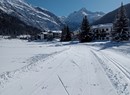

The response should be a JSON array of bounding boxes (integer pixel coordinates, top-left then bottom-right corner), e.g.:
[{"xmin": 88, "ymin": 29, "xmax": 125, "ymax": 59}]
[{"xmin": 0, "ymin": 39, "xmax": 130, "ymax": 95}]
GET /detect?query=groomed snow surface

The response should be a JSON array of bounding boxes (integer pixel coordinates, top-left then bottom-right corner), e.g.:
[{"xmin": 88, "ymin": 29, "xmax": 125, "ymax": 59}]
[{"xmin": 0, "ymin": 38, "xmax": 130, "ymax": 95}]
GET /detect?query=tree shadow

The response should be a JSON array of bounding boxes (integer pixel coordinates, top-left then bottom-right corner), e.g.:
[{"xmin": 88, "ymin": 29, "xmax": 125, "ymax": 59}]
[{"xmin": 99, "ymin": 41, "xmax": 128, "ymax": 50}]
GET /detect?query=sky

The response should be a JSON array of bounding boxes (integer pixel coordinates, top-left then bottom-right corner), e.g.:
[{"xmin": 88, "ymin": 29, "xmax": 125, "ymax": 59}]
[{"xmin": 26, "ymin": 0, "xmax": 130, "ymax": 16}]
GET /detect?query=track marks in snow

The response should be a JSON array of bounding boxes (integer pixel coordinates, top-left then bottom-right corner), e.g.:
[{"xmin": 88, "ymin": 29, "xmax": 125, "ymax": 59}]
[
  {"xmin": 102, "ymin": 53, "xmax": 130, "ymax": 80},
  {"xmin": 71, "ymin": 59, "xmax": 82, "ymax": 72},
  {"xmin": 29, "ymin": 46, "xmax": 110, "ymax": 95},
  {"xmin": 26, "ymin": 48, "xmax": 71, "ymax": 95},
  {"xmin": 91, "ymin": 49, "xmax": 130, "ymax": 95},
  {"xmin": 0, "ymin": 48, "xmax": 70, "ymax": 88},
  {"xmin": 1, "ymin": 44, "xmax": 128, "ymax": 95}
]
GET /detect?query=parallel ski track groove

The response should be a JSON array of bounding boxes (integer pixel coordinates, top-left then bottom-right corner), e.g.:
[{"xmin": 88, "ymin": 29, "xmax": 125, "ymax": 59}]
[
  {"xmin": 29, "ymin": 47, "xmax": 71, "ymax": 95},
  {"xmin": 100, "ymin": 51, "xmax": 130, "ymax": 80},
  {"xmin": 90, "ymin": 47, "xmax": 130, "ymax": 80}
]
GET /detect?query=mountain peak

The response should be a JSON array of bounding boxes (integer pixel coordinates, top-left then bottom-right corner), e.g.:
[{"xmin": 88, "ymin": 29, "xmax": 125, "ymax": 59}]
[
  {"xmin": 65, "ymin": 8, "xmax": 105, "ymax": 30},
  {"xmin": 79, "ymin": 8, "xmax": 92, "ymax": 14},
  {"xmin": 79, "ymin": 7, "xmax": 87, "ymax": 11}
]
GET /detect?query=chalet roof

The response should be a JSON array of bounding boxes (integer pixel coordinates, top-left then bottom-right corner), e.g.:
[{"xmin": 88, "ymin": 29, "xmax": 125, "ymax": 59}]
[{"xmin": 92, "ymin": 23, "xmax": 113, "ymax": 29}]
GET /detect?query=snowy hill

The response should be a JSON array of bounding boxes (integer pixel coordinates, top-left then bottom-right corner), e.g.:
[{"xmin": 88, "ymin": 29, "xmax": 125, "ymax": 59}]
[
  {"xmin": 0, "ymin": 0, "xmax": 63, "ymax": 31},
  {"xmin": 64, "ymin": 8, "xmax": 105, "ymax": 30}
]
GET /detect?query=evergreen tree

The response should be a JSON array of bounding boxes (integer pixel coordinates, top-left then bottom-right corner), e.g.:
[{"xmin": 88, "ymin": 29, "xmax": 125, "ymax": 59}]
[
  {"xmin": 111, "ymin": 3, "xmax": 129, "ymax": 41},
  {"xmin": 61, "ymin": 25, "xmax": 71, "ymax": 41},
  {"xmin": 79, "ymin": 16, "xmax": 92, "ymax": 42}
]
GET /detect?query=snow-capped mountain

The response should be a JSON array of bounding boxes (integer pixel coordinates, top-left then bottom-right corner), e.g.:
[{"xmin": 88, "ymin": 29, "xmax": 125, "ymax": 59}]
[
  {"xmin": 0, "ymin": 0, "xmax": 63, "ymax": 31},
  {"xmin": 59, "ymin": 16, "xmax": 67, "ymax": 24},
  {"xmin": 64, "ymin": 8, "xmax": 105, "ymax": 30}
]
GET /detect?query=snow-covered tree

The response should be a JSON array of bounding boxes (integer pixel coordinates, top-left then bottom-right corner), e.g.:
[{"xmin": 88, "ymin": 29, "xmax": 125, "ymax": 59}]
[
  {"xmin": 60, "ymin": 25, "xmax": 71, "ymax": 42},
  {"xmin": 79, "ymin": 16, "xmax": 92, "ymax": 42},
  {"xmin": 111, "ymin": 3, "xmax": 129, "ymax": 41}
]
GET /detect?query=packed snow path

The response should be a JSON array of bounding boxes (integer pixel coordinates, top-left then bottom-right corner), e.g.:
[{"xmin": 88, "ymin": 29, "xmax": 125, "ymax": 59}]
[{"xmin": 0, "ymin": 40, "xmax": 130, "ymax": 95}]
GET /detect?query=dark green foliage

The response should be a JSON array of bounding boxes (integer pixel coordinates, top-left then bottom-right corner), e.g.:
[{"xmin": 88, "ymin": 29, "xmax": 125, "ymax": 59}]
[
  {"xmin": 111, "ymin": 3, "xmax": 129, "ymax": 41},
  {"xmin": 79, "ymin": 16, "xmax": 92, "ymax": 42},
  {"xmin": 61, "ymin": 25, "xmax": 71, "ymax": 42}
]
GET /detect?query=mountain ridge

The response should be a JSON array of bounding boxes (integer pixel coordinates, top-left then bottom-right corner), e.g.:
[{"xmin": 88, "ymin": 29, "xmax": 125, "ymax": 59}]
[
  {"xmin": 63, "ymin": 8, "xmax": 105, "ymax": 30},
  {"xmin": 0, "ymin": 0, "xmax": 64, "ymax": 31},
  {"xmin": 92, "ymin": 3, "xmax": 130, "ymax": 25}
]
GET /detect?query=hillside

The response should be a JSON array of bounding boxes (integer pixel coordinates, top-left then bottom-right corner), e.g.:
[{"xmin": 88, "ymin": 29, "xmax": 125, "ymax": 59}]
[
  {"xmin": 0, "ymin": 0, "xmax": 63, "ymax": 31},
  {"xmin": 0, "ymin": 9, "xmax": 41, "ymax": 36},
  {"xmin": 92, "ymin": 3, "xmax": 130, "ymax": 25}
]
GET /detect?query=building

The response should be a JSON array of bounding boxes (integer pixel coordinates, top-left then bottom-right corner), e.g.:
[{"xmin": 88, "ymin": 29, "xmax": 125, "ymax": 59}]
[
  {"xmin": 37, "ymin": 30, "xmax": 62, "ymax": 40},
  {"xmin": 91, "ymin": 23, "xmax": 113, "ymax": 40},
  {"xmin": 52, "ymin": 31, "xmax": 62, "ymax": 38},
  {"xmin": 37, "ymin": 32, "xmax": 48, "ymax": 40}
]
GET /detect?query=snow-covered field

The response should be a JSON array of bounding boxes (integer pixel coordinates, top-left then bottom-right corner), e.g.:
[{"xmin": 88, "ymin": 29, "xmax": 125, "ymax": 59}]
[{"xmin": 0, "ymin": 39, "xmax": 130, "ymax": 95}]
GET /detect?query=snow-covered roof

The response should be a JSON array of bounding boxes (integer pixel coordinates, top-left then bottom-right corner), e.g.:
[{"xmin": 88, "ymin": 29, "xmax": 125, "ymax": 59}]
[
  {"xmin": 40, "ymin": 30, "xmax": 62, "ymax": 35},
  {"xmin": 52, "ymin": 30, "xmax": 62, "ymax": 33},
  {"xmin": 40, "ymin": 32, "xmax": 48, "ymax": 34},
  {"xmin": 92, "ymin": 23, "xmax": 113, "ymax": 29}
]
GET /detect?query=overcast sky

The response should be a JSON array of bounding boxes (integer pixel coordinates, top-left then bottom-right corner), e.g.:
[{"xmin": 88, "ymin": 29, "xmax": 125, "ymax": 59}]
[{"xmin": 26, "ymin": 0, "xmax": 130, "ymax": 16}]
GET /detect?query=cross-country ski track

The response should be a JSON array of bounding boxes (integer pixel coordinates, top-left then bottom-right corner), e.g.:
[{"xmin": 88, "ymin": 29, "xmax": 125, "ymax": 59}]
[{"xmin": 0, "ymin": 40, "xmax": 130, "ymax": 95}]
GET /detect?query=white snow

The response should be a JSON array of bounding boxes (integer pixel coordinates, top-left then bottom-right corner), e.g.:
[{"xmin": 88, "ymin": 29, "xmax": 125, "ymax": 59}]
[
  {"xmin": 0, "ymin": 39, "xmax": 130, "ymax": 95},
  {"xmin": 82, "ymin": 11, "xmax": 88, "ymax": 16}
]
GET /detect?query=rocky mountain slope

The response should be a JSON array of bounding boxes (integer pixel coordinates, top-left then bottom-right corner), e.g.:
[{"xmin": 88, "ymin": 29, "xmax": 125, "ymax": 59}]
[
  {"xmin": 0, "ymin": 9, "xmax": 41, "ymax": 36},
  {"xmin": 0, "ymin": 0, "xmax": 63, "ymax": 31}
]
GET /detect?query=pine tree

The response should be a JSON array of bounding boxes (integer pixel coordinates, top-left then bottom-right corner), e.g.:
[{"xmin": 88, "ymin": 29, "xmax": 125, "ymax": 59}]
[
  {"xmin": 111, "ymin": 3, "xmax": 129, "ymax": 42},
  {"xmin": 79, "ymin": 16, "xmax": 92, "ymax": 42},
  {"xmin": 60, "ymin": 25, "xmax": 71, "ymax": 42}
]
